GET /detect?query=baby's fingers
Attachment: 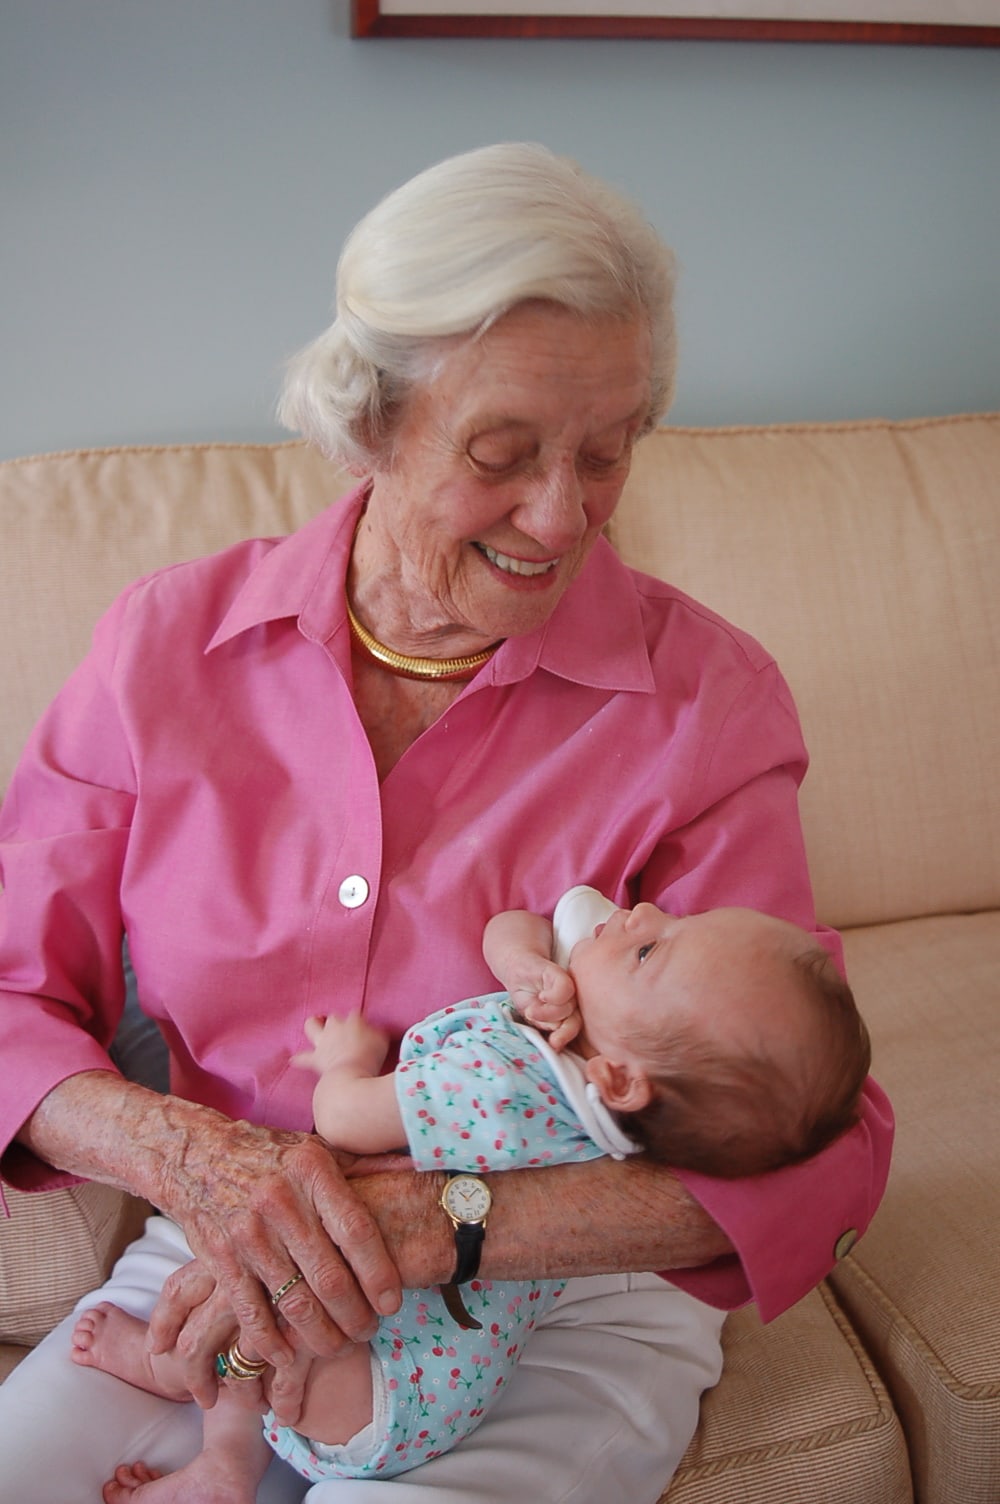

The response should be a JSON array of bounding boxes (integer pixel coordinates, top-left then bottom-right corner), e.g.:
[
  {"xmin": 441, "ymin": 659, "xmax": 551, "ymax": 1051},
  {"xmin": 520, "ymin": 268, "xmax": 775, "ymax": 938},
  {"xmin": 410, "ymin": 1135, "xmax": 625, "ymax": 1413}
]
[
  {"xmin": 538, "ymin": 964, "xmax": 577, "ymax": 1009},
  {"xmin": 546, "ymin": 1011, "xmax": 583, "ymax": 1052}
]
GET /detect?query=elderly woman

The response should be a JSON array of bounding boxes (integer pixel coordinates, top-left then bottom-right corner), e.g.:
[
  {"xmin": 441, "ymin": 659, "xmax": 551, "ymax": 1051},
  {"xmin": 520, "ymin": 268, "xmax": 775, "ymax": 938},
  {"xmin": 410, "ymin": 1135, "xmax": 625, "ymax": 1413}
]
[{"xmin": 0, "ymin": 143, "xmax": 892, "ymax": 1503}]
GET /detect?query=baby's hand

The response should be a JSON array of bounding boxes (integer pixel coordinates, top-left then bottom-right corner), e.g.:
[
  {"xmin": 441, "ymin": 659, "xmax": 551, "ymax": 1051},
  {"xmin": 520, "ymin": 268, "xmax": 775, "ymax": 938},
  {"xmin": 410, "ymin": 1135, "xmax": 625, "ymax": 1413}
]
[
  {"xmin": 515, "ymin": 964, "xmax": 583, "ymax": 1052},
  {"xmin": 291, "ymin": 1012, "xmax": 390, "ymax": 1079}
]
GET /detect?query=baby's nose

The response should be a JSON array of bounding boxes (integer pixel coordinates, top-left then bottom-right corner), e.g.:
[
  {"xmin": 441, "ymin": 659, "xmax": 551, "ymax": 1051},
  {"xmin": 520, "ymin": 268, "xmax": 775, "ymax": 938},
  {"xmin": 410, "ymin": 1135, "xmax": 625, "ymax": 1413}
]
[{"xmin": 625, "ymin": 902, "xmax": 672, "ymax": 928}]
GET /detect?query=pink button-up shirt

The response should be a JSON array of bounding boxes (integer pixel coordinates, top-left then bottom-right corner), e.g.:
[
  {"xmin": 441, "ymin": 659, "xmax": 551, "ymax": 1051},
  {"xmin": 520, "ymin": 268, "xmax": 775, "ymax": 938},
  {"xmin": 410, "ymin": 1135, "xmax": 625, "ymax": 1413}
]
[{"xmin": 0, "ymin": 484, "xmax": 892, "ymax": 1321}]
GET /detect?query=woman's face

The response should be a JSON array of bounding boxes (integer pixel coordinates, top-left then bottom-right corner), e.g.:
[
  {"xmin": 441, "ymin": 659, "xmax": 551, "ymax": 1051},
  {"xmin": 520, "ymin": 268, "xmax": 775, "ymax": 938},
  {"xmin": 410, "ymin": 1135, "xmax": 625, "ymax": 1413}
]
[{"xmin": 361, "ymin": 301, "xmax": 653, "ymax": 649}]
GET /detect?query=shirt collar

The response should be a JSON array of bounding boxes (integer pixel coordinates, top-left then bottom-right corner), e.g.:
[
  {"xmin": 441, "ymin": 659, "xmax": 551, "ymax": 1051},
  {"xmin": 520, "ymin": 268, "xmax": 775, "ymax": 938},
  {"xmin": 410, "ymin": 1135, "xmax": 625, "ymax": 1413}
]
[
  {"xmin": 207, "ymin": 483, "xmax": 655, "ymax": 696},
  {"xmin": 487, "ymin": 536, "xmax": 655, "ymax": 695},
  {"xmin": 206, "ymin": 481, "xmax": 368, "ymax": 653}
]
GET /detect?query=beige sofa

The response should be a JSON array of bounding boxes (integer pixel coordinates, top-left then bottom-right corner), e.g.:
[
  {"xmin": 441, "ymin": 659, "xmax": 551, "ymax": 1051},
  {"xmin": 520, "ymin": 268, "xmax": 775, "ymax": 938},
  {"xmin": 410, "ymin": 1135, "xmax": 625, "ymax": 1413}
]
[{"xmin": 2, "ymin": 416, "xmax": 998, "ymax": 1503}]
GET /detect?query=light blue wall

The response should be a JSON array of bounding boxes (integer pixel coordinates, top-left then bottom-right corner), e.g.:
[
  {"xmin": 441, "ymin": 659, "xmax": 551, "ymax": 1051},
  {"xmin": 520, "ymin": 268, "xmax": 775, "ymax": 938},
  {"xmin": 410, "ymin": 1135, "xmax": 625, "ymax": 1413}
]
[{"xmin": 2, "ymin": 0, "xmax": 998, "ymax": 460}]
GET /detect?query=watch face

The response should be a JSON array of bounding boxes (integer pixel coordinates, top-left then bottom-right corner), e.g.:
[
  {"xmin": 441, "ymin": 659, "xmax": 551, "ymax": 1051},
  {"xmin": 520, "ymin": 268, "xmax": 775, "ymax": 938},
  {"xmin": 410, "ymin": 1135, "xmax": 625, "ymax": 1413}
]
[{"xmin": 443, "ymin": 1175, "xmax": 491, "ymax": 1223}]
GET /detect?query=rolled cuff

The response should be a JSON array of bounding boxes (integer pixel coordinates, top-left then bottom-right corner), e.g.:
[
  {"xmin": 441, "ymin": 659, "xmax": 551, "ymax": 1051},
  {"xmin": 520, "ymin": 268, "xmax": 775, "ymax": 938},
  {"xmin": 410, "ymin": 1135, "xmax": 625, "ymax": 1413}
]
[{"xmin": 661, "ymin": 1075, "xmax": 894, "ymax": 1323}]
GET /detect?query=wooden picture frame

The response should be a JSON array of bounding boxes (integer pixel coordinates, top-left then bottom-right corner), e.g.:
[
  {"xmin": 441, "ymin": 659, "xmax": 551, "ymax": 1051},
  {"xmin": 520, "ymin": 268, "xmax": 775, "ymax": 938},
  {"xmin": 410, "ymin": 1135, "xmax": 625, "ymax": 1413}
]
[{"xmin": 351, "ymin": 0, "xmax": 1000, "ymax": 44}]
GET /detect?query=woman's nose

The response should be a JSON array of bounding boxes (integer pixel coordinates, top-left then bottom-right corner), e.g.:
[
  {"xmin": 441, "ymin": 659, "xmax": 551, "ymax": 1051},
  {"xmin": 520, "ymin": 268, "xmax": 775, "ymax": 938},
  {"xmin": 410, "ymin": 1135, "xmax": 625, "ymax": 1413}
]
[{"xmin": 512, "ymin": 461, "xmax": 588, "ymax": 552}]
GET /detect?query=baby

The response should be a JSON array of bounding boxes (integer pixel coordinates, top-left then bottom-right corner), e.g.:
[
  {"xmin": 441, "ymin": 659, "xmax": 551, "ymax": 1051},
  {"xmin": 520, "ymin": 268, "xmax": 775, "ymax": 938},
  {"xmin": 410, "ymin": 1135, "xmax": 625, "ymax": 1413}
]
[{"xmin": 73, "ymin": 888, "xmax": 870, "ymax": 1502}]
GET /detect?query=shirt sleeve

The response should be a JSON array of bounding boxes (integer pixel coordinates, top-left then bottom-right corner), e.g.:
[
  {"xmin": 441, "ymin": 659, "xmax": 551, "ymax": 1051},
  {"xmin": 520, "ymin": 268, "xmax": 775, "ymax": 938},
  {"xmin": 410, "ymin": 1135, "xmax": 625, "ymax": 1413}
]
[
  {"xmin": 669, "ymin": 1079, "xmax": 894, "ymax": 1320},
  {"xmin": 638, "ymin": 658, "xmax": 894, "ymax": 1320},
  {"xmin": 0, "ymin": 591, "xmax": 136, "ymax": 1191}
]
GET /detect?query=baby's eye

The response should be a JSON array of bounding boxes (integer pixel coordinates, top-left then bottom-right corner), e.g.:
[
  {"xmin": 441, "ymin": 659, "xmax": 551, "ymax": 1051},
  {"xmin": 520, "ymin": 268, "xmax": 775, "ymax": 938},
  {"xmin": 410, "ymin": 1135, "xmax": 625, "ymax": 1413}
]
[{"xmin": 637, "ymin": 943, "xmax": 655, "ymax": 964}]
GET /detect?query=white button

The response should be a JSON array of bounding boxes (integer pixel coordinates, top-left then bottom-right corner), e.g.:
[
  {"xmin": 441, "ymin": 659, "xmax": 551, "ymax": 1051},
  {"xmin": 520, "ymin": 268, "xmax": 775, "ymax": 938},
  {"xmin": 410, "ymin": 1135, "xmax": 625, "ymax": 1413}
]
[{"xmin": 338, "ymin": 875, "xmax": 370, "ymax": 909}]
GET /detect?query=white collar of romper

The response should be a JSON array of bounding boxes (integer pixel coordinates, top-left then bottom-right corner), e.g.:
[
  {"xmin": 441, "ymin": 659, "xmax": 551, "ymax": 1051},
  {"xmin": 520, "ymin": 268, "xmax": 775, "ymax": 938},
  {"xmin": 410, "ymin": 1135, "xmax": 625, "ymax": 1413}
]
[{"xmin": 506, "ymin": 1006, "xmax": 640, "ymax": 1161}]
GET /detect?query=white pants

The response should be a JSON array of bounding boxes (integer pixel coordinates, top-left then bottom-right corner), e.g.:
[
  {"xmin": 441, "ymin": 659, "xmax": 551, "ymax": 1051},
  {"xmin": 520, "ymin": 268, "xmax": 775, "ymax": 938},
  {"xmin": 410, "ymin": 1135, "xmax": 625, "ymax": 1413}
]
[{"xmin": 0, "ymin": 1214, "xmax": 724, "ymax": 1504}]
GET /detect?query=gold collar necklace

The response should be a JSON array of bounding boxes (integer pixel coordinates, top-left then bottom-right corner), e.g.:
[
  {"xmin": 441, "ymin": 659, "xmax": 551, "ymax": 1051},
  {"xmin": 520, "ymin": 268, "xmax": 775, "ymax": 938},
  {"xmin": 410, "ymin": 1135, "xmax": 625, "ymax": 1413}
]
[{"xmin": 345, "ymin": 598, "xmax": 502, "ymax": 682}]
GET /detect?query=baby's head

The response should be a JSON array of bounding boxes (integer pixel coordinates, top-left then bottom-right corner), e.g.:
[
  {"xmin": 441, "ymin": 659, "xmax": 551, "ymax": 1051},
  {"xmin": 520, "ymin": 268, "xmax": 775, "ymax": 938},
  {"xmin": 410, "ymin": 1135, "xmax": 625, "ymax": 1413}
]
[{"xmin": 567, "ymin": 904, "xmax": 870, "ymax": 1178}]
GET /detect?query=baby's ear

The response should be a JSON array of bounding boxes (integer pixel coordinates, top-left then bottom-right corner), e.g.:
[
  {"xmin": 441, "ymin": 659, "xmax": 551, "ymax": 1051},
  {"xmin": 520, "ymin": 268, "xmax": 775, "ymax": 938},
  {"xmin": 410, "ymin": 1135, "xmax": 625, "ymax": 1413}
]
[{"xmin": 585, "ymin": 1056, "xmax": 652, "ymax": 1114}]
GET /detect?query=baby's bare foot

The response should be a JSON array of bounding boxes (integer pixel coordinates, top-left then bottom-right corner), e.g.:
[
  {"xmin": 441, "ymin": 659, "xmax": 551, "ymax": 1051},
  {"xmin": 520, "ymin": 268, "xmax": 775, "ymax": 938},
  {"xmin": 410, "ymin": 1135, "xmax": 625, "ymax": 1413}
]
[
  {"xmin": 71, "ymin": 1303, "xmax": 188, "ymax": 1401},
  {"xmin": 103, "ymin": 1455, "xmax": 258, "ymax": 1504},
  {"xmin": 103, "ymin": 1462, "xmax": 164, "ymax": 1502}
]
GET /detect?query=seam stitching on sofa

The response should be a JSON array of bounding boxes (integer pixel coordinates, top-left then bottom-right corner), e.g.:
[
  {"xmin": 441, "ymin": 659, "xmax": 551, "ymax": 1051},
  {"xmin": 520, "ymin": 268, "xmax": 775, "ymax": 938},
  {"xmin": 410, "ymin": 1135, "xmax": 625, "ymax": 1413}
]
[
  {"xmin": 653, "ymin": 413, "xmax": 1000, "ymax": 439},
  {"xmin": 2, "ymin": 414, "xmax": 999, "ymax": 470},
  {"xmin": 0, "ymin": 440, "xmax": 310, "ymax": 469},
  {"xmin": 834, "ymin": 1260, "xmax": 1000, "ymax": 1401},
  {"xmin": 676, "ymin": 1284, "xmax": 903, "ymax": 1482},
  {"xmin": 671, "ymin": 1406, "xmax": 898, "ymax": 1482},
  {"xmin": 818, "ymin": 1279, "xmax": 894, "ymax": 1403}
]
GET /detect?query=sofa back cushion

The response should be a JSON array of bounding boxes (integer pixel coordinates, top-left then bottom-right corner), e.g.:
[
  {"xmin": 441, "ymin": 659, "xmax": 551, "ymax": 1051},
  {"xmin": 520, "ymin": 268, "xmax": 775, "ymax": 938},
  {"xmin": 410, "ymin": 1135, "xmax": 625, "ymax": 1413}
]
[
  {"xmin": 610, "ymin": 414, "xmax": 1000, "ymax": 928},
  {"xmin": 3, "ymin": 415, "xmax": 998, "ymax": 930}
]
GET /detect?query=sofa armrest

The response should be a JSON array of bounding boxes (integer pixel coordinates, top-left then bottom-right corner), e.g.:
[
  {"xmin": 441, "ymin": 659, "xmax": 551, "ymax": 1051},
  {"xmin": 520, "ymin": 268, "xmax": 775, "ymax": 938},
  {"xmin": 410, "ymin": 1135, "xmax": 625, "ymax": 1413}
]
[{"xmin": 0, "ymin": 1179, "xmax": 149, "ymax": 1353}]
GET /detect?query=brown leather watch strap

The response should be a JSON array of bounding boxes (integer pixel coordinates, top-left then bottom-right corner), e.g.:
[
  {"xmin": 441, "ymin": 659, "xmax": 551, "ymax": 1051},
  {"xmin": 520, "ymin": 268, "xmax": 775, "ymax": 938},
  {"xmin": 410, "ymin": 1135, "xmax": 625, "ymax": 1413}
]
[{"xmin": 440, "ymin": 1281, "xmax": 483, "ymax": 1330}]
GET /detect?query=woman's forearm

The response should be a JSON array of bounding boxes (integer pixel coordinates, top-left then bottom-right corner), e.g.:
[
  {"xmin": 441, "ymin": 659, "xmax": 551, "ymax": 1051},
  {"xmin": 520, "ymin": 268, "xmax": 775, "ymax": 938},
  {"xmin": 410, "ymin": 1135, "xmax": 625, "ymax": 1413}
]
[
  {"xmin": 353, "ymin": 1155, "xmax": 733, "ymax": 1289},
  {"xmin": 16, "ymin": 1070, "xmax": 288, "ymax": 1219},
  {"xmin": 22, "ymin": 1078, "xmax": 731, "ymax": 1287},
  {"xmin": 20, "ymin": 1069, "xmax": 407, "ymax": 1358}
]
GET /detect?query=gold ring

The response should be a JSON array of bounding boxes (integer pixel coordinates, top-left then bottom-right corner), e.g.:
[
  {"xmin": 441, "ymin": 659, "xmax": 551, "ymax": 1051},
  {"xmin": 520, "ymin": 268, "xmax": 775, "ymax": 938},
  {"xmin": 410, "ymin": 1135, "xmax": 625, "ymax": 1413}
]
[
  {"xmin": 270, "ymin": 1272, "xmax": 305, "ymax": 1306},
  {"xmin": 215, "ymin": 1342, "xmax": 269, "ymax": 1381}
]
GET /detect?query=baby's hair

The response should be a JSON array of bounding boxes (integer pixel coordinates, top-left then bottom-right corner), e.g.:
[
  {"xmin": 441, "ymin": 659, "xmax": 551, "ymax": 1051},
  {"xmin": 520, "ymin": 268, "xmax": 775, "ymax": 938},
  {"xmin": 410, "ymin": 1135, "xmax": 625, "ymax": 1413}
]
[{"xmin": 619, "ymin": 949, "xmax": 871, "ymax": 1179}]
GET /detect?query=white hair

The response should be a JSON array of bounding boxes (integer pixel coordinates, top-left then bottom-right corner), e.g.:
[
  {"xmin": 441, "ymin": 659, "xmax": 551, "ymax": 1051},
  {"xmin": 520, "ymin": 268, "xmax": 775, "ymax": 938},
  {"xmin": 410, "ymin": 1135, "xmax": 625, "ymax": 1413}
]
[{"xmin": 277, "ymin": 143, "xmax": 677, "ymax": 468}]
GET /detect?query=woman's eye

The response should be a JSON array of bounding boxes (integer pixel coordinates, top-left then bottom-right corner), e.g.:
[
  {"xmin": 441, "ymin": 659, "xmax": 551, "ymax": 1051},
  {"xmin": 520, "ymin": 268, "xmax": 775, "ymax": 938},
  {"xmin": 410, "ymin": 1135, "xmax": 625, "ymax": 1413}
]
[
  {"xmin": 637, "ymin": 943, "xmax": 655, "ymax": 964},
  {"xmin": 466, "ymin": 434, "xmax": 534, "ymax": 474},
  {"xmin": 581, "ymin": 432, "xmax": 635, "ymax": 473},
  {"xmin": 582, "ymin": 448, "xmax": 625, "ymax": 473},
  {"xmin": 469, "ymin": 453, "xmax": 521, "ymax": 475}
]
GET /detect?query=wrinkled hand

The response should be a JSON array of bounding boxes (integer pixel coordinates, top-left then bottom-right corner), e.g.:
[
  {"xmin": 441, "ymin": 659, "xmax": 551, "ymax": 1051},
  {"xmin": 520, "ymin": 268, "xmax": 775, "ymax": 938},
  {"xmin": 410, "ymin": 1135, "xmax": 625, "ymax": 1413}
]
[
  {"xmin": 514, "ymin": 962, "xmax": 582, "ymax": 1051},
  {"xmin": 291, "ymin": 1012, "xmax": 390, "ymax": 1080},
  {"xmin": 146, "ymin": 1110, "xmax": 402, "ymax": 1408}
]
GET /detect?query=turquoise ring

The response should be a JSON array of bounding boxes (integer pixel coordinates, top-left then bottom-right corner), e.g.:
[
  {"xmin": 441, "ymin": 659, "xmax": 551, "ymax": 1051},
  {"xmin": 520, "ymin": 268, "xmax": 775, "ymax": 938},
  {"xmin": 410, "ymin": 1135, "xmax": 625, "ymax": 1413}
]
[{"xmin": 214, "ymin": 1342, "xmax": 268, "ymax": 1381}]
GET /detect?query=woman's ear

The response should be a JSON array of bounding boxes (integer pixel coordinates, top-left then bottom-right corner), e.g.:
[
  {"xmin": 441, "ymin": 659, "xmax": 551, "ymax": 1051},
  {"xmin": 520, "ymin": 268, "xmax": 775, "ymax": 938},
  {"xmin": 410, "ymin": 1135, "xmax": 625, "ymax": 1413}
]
[{"xmin": 585, "ymin": 1055, "xmax": 653, "ymax": 1113}]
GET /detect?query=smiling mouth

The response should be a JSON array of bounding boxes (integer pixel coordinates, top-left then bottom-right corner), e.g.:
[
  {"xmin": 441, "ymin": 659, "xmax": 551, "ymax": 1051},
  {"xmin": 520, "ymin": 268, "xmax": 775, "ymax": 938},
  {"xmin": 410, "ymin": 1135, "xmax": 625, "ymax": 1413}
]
[{"xmin": 476, "ymin": 543, "xmax": 558, "ymax": 578}]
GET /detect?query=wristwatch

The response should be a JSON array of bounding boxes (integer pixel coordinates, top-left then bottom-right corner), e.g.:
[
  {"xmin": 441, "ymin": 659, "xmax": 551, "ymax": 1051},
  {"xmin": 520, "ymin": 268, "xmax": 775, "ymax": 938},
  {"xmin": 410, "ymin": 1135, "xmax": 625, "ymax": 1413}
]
[{"xmin": 439, "ymin": 1174, "xmax": 492, "ymax": 1330}]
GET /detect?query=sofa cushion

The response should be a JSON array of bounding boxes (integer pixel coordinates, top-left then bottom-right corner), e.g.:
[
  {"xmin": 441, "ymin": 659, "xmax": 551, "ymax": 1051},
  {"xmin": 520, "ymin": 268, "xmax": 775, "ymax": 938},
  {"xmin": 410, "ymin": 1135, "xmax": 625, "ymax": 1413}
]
[
  {"xmin": 610, "ymin": 414, "xmax": 1000, "ymax": 931},
  {"xmin": 830, "ymin": 913, "xmax": 1000, "ymax": 1504},
  {"xmin": 0, "ymin": 1179, "xmax": 148, "ymax": 1347},
  {"xmin": 663, "ymin": 1282, "xmax": 911, "ymax": 1503},
  {"xmin": 0, "ymin": 1343, "xmax": 29, "ymax": 1382}
]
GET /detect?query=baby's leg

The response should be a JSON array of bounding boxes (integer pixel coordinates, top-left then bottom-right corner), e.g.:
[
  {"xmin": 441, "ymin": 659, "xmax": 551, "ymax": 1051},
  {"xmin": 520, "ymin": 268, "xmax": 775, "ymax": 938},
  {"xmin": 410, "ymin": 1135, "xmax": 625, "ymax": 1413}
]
[
  {"xmin": 72, "ymin": 1301, "xmax": 190, "ymax": 1402},
  {"xmin": 71, "ymin": 1304, "xmax": 270, "ymax": 1503},
  {"xmin": 293, "ymin": 1342, "xmax": 374, "ymax": 1447},
  {"xmin": 0, "ymin": 1217, "xmax": 206, "ymax": 1504},
  {"xmin": 101, "ymin": 1396, "xmax": 271, "ymax": 1504}
]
